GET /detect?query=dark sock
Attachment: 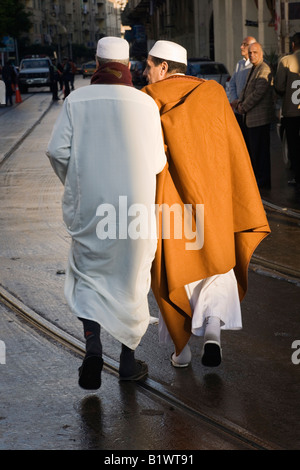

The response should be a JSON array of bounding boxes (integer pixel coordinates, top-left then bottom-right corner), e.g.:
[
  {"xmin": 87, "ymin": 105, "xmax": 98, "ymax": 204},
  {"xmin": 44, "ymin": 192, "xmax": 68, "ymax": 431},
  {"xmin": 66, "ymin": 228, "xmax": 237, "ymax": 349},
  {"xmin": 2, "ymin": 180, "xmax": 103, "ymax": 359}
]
[
  {"xmin": 80, "ymin": 318, "xmax": 102, "ymax": 357},
  {"xmin": 119, "ymin": 344, "xmax": 147, "ymax": 379},
  {"xmin": 121, "ymin": 343, "xmax": 134, "ymax": 356},
  {"xmin": 120, "ymin": 344, "xmax": 136, "ymax": 373}
]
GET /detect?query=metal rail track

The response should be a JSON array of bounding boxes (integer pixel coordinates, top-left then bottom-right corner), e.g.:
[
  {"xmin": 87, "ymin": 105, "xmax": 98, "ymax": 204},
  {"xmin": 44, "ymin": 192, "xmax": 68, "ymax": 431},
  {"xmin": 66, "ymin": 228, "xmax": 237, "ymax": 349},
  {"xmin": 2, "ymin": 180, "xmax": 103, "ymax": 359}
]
[
  {"xmin": 250, "ymin": 202, "xmax": 300, "ymax": 284},
  {"xmin": 0, "ymin": 284, "xmax": 282, "ymax": 451},
  {"xmin": 262, "ymin": 198, "xmax": 300, "ymax": 220}
]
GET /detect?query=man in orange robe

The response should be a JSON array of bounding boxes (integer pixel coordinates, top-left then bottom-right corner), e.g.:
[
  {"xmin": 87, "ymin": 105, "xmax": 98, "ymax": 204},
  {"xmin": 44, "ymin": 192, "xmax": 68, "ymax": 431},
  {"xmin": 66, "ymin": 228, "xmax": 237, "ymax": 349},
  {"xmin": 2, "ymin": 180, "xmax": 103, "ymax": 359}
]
[{"xmin": 142, "ymin": 41, "xmax": 270, "ymax": 367}]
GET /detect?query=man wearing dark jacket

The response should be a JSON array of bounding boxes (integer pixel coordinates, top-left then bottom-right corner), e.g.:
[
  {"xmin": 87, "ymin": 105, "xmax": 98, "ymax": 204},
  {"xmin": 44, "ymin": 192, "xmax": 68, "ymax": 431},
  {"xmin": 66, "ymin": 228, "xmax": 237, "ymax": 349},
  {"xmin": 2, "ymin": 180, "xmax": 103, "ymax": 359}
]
[
  {"xmin": 237, "ymin": 42, "xmax": 275, "ymax": 189},
  {"xmin": 274, "ymin": 32, "xmax": 300, "ymax": 193}
]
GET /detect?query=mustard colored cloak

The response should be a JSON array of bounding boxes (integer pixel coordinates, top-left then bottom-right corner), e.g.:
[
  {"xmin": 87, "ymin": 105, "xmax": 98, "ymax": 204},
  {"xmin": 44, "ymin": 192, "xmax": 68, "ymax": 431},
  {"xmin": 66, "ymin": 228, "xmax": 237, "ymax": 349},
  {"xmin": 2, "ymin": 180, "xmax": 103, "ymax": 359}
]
[{"xmin": 143, "ymin": 76, "xmax": 270, "ymax": 354}]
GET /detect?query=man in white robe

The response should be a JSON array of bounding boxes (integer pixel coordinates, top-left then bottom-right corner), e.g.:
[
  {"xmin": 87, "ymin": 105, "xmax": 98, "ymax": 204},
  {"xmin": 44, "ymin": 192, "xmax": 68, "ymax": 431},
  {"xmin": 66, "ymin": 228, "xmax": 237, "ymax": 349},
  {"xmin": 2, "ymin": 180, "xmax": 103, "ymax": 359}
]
[{"xmin": 46, "ymin": 37, "xmax": 166, "ymax": 390}]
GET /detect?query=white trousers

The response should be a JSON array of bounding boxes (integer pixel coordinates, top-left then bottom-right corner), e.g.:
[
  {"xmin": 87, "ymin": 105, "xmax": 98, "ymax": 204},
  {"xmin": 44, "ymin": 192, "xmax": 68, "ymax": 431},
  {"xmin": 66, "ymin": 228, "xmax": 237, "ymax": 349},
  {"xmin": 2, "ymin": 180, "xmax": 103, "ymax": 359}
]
[{"xmin": 158, "ymin": 269, "xmax": 242, "ymax": 343}]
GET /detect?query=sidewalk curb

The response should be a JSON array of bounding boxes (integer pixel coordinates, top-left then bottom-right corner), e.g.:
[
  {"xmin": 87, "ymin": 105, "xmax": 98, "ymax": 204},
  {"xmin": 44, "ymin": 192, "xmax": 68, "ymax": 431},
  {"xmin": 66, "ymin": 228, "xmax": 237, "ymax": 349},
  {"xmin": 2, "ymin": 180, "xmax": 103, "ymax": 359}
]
[{"xmin": 0, "ymin": 98, "xmax": 54, "ymax": 165}]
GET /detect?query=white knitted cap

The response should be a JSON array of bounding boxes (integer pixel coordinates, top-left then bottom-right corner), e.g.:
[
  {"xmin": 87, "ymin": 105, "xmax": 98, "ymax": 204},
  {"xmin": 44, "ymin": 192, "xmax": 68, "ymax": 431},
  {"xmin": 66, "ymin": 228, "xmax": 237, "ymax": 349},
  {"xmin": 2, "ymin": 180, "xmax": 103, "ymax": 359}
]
[
  {"xmin": 149, "ymin": 40, "xmax": 187, "ymax": 65},
  {"xmin": 96, "ymin": 36, "xmax": 129, "ymax": 60}
]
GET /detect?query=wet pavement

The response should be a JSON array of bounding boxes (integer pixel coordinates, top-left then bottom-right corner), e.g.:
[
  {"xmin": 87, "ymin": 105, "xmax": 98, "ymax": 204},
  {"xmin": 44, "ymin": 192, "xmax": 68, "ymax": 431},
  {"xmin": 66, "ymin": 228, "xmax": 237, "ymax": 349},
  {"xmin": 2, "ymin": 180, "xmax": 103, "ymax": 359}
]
[
  {"xmin": 0, "ymin": 80, "xmax": 299, "ymax": 452},
  {"xmin": 0, "ymin": 301, "xmax": 248, "ymax": 451}
]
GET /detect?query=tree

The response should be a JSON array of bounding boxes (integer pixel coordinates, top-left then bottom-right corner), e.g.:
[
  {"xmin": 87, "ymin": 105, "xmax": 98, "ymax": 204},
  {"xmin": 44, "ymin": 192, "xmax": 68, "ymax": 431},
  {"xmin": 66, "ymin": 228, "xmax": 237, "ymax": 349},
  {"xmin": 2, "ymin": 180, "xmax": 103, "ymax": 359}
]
[{"xmin": 0, "ymin": 0, "xmax": 32, "ymax": 43}]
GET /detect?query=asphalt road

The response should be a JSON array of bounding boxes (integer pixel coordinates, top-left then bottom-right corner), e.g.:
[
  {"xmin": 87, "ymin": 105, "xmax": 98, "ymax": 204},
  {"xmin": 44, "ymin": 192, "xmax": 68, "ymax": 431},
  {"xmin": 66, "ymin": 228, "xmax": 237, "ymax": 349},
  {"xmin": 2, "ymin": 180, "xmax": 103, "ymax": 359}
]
[{"xmin": 0, "ymin": 78, "xmax": 299, "ymax": 452}]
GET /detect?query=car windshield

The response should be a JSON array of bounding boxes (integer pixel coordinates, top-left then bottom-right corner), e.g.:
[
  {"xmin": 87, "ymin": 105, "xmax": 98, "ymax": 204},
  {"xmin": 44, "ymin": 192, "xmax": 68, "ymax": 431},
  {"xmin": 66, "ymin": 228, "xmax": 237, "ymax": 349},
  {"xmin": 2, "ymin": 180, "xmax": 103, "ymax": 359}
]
[{"xmin": 21, "ymin": 60, "xmax": 49, "ymax": 69}]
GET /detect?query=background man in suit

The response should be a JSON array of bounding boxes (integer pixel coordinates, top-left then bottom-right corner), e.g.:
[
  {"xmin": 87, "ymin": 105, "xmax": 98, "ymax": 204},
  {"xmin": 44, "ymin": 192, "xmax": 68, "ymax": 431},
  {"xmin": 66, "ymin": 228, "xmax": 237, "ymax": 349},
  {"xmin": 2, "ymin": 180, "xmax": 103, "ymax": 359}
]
[
  {"xmin": 228, "ymin": 36, "xmax": 256, "ymax": 138},
  {"xmin": 237, "ymin": 42, "xmax": 275, "ymax": 189},
  {"xmin": 274, "ymin": 32, "xmax": 300, "ymax": 193}
]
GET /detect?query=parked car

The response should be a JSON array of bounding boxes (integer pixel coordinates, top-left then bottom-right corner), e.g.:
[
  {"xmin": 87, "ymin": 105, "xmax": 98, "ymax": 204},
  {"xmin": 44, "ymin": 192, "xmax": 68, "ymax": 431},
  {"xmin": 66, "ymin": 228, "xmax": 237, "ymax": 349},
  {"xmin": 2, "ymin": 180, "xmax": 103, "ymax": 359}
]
[
  {"xmin": 18, "ymin": 56, "xmax": 52, "ymax": 93},
  {"xmin": 187, "ymin": 58, "xmax": 231, "ymax": 90},
  {"xmin": 75, "ymin": 64, "xmax": 84, "ymax": 74},
  {"xmin": 82, "ymin": 61, "xmax": 96, "ymax": 78}
]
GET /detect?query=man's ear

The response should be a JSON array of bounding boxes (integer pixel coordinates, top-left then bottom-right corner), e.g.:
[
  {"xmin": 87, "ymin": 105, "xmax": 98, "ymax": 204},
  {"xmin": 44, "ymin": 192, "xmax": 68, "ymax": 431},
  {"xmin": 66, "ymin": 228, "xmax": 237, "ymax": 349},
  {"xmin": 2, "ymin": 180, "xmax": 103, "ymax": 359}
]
[{"xmin": 160, "ymin": 61, "xmax": 169, "ymax": 78}]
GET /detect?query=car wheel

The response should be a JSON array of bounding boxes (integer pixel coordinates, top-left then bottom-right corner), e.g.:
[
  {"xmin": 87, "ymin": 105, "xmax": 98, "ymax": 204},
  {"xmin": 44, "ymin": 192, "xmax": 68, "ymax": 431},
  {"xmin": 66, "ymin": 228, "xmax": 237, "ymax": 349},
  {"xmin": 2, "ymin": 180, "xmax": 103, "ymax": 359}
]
[{"xmin": 282, "ymin": 129, "xmax": 291, "ymax": 168}]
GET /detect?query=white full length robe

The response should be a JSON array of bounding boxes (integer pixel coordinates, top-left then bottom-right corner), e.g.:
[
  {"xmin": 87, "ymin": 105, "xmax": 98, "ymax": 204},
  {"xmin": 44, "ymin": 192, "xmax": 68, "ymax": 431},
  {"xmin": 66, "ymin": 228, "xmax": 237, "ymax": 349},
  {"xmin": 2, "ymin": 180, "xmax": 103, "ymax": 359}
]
[{"xmin": 46, "ymin": 84, "xmax": 166, "ymax": 349}]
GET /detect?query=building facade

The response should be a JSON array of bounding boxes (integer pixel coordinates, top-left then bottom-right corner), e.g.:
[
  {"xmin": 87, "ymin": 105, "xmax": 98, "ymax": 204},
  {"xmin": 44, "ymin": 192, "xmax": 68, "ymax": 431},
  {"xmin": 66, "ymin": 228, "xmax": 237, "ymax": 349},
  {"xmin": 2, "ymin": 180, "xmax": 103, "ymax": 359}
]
[
  {"xmin": 122, "ymin": 0, "xmax": 214, "ymax": 59},
  {"xmin": 22, "ymin": 0, "xmax": 124, "ymax": 58},
  {"xmin": 213, "ymin": 0, "xmax": 300, "ymax": 74},
  {"xmin": 122, "ymin": 0, "xmax": 300, "ymax": 73}
]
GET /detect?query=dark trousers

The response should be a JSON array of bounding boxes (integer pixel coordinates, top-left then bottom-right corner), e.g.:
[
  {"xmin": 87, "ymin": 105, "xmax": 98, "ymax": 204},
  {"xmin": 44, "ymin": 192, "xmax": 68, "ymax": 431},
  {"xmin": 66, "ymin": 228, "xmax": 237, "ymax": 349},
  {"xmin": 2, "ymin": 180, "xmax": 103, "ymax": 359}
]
[
  {"xmin": 283, "ymin": 116, "xmax": 300, "ymax": 184},
  {"xmin": 63, "ymin": 79, "xmax": 70, "ymax": 98},
  {"xmin": 235, "ymin": 112, "xmax": 248, "ymax": 143},
  {"xmin": 244, "ymin": 123, "xmax": 271, "ymax": 188},
  {"xmin": 51, "ymin": 80, "xmax": 58, "ymax": 100}
]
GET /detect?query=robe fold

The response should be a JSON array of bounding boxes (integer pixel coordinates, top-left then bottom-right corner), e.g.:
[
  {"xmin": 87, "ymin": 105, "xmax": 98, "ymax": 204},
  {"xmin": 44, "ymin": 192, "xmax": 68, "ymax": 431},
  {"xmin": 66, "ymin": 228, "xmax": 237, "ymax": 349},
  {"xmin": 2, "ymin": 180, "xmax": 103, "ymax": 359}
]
[{"xmin": 143, "ymin": 75, "xmax": 270, "ymax": 354}]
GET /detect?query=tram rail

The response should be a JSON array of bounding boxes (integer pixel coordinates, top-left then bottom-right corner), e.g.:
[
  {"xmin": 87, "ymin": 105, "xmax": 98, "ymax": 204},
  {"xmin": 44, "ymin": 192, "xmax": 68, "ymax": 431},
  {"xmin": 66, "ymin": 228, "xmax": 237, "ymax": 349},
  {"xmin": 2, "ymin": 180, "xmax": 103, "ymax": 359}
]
[
  {"xmin": 251, "ymin": 202, "xmax": 300, "ymax": 284},
  {"xmin": 0, "ymin": 284, "xmax": 282, "ymax": 451}
]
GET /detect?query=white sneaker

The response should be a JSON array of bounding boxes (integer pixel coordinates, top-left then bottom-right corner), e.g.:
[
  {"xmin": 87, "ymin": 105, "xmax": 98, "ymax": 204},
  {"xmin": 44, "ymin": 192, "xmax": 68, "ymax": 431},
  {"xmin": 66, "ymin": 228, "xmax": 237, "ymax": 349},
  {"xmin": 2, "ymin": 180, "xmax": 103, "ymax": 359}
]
[{"xmin": 171, "ymin": 344, "xmax": 192, "ymax": 368}]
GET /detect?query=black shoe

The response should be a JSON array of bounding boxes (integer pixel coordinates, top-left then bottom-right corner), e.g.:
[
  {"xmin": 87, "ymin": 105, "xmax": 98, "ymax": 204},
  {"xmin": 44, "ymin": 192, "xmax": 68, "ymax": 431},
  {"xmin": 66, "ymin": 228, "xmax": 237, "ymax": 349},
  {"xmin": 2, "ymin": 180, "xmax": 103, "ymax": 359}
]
[
  {"xmin": 78, "ymin": 355, "xmax": 103, "ymax": 390},
  {"xmin": 119, "ymin": 358, "xmax": 148, "ymax": 381},
  {"xmin": 119, "ymin": 344, "xmax": 148, "ymax": 381},
  {"xmin": 201, "ymin": 341, "xmax": 222, "ymax": 367},
  {"xmin": 119, "ymin": 344, "xmax": 148, "ymax": 380}
]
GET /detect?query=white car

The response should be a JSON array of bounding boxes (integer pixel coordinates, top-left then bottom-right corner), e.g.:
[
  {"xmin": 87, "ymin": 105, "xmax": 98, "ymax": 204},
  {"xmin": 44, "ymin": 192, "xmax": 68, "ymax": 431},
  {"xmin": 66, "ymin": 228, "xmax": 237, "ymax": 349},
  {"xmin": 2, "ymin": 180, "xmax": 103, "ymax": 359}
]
[
  {"xmin": 187, "ymin": 58, "xmax": 231, "ymax": 90},
  {"xmin": 18, "ymin": 56, "xmax": 52, "ymax": 93}
]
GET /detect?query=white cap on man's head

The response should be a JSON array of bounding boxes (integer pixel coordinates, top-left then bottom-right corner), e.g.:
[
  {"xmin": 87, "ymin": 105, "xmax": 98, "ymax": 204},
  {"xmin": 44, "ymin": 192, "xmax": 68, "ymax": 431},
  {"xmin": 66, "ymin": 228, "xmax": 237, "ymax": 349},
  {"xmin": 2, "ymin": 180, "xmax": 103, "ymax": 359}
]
[
  {"xmin": 148, "ymin": 40, "xmax": 187, "ymax": 65},
  {"xmin": 96, "ymin": 36, "xmax": 129, "ymax": 60}
]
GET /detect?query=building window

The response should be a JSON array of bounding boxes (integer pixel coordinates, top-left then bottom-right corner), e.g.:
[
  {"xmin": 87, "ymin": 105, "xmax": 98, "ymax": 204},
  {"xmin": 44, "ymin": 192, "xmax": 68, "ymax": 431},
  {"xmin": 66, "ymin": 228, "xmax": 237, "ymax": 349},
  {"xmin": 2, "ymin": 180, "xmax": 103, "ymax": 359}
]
[{"xmin": 289, "ymin": 2, "xmax": 300, "ymax": 20}]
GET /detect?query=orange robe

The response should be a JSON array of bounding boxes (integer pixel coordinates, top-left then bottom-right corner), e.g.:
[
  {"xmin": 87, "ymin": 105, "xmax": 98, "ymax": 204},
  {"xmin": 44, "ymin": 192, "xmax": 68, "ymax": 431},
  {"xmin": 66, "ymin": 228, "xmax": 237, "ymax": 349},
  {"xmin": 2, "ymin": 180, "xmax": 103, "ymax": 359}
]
[{"xmin": 143, "ymin": 75, "xmax": 270, "ymax": 355}]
